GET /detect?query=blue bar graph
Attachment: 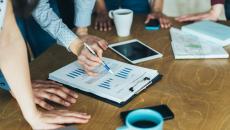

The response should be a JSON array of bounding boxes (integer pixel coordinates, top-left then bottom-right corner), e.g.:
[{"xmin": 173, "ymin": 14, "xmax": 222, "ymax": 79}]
[
  {"xmin": 98, "ymin": 78, "xmax": 113, "ymax": 89},
  {"xmin": 115, "ymin": 68, "xmax": 132, "ymax": 79},
  {"xmin": 66, "ymin": 74, "xmax": 75, "ymax": 78},
  {"xmin": 66, "ymin": 68, "xmax": 85, "ymax": 78}
]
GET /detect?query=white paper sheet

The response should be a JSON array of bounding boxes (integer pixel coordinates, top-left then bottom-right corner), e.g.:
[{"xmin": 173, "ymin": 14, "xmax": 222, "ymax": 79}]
[{"xmin": 49, "ymin": 58, "xmax": 159, "ymax": 103}]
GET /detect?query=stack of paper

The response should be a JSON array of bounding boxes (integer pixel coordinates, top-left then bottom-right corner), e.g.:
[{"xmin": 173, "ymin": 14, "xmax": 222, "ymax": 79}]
[
  {"xmin": 170, "ymin": 28, "xmax": 229, "ymax": 59},
  {"xmin": 182, "ymin": 20, "xmax": 230, "ymax": 46}
]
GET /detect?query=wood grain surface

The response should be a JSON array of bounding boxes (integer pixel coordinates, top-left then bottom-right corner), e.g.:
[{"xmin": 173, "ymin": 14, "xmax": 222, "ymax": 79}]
[{"xmin": 1, "ymin": 15, "xmax": 230, "ymax": 130}]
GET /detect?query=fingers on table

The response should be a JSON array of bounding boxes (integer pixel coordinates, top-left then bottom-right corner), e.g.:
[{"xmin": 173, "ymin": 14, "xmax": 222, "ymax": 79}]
[
  {"xmin": 43, "ymin": 110, "xmax": 91, "ymax": 124},
  {"xmin": 38, "ymin": 91, "xmax": 72, "ymax": 107},
  {"xmin": 44, "ymin": 87, "xmax": 77, "ymax": 104},
  {"xmin": 175, "ymin": 14, "xmax": 203, "ymax": 22},
  {"xmin": 35, "ymin": 97, "xmax": 55, "ymax": 110},
  {"xmin": 159, "ymin": 17, "xmax": 171, "ymax": 29}
]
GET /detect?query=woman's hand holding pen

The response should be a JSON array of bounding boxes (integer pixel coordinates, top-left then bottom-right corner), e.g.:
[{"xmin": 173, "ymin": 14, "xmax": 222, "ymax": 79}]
[{"xmin": 69, "ymin": 30, "xmax": 108, "ymax": 76}]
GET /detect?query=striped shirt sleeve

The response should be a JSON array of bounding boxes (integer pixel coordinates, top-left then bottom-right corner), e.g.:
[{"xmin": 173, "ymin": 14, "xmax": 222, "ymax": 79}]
[{"xmin": 32, "ymin": 0, "xmax": 78, "ymax": 50}]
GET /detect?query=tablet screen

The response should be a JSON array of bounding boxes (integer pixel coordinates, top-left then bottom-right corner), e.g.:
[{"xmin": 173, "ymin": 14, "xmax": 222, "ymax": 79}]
[{"xmin": 111, "ymin": 41, "xmax": 158, "ymax": 61}]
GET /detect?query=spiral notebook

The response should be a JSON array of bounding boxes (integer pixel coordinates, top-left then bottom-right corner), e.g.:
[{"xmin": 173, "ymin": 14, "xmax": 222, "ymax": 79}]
[{"xmin": 49, "ymin": 58, "xmax": 162, "ymax": 107}]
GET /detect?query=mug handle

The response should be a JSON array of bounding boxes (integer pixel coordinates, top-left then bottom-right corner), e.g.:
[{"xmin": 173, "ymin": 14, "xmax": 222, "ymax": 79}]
[
  {"xmin": 109, "ymin": 10, "xmax": 114, "ymax": 19},
  {"xmin": 116, "ymin": 125, "xmax": 128, "ymax": 130}
]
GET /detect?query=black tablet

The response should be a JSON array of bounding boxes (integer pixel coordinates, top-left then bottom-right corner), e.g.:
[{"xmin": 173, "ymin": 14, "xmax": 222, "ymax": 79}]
[{"xmin": 109, "ymin": 39, "xmax": 163, "ymax": 64}]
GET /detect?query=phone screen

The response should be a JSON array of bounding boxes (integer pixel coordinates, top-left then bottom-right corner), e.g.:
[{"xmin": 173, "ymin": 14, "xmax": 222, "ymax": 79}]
[
  {"xmin": 145, "ymin": 19, "xmax": 160, "ymax": 30},
  {"xmin": 146, "ymin": 19, "xmax": 160, "ymax": 27},
  {"xmin": 120, "ymin": 104, "xmax": 174, "ymax": 122}
]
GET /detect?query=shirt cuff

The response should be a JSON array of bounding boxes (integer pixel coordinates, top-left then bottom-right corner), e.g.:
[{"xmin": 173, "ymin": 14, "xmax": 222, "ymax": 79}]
[
  {"xmin": 211, "ymin": 0, "xmax": 224, "ymax": 5},
  {"xmin": 74, "ymin": 11, "xmax": 92, "ymax": 27},
  {"xmin": 56, "ymin": 29, "xmax": 78, "ymax": 52}
]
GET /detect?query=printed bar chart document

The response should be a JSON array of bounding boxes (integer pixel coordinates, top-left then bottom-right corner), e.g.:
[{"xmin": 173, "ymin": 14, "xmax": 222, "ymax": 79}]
[
  {"xmin": 170, "ymin": 28, "xmax": 229, "ymax": 59},
  {"xmin": 49, "ymin": 58, "xmax": 162, "ymax": 107}
]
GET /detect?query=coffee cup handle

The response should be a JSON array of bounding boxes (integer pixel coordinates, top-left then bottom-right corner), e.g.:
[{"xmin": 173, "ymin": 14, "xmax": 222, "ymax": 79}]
[
  {"xmin": 109, "ymin": 10, "xmax": 114, "ymax": 19},
  {"xmin": 116, "ymin": 125, "xmax": 128, "ymax": 130}
]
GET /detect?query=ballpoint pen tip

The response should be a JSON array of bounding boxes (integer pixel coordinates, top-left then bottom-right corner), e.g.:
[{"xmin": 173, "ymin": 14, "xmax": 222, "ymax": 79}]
[{"xmin": 109, "ymin": 70, "xmax": 114, "ymax": 74}]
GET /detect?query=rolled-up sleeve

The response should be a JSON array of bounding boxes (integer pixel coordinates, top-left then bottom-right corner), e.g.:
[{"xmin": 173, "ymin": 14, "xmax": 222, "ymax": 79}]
[
  {"xmin": 74, "ymin": 0, "xmax": 96, "ymax": 27},
  {"xmin": 211, "ymin": 0, "xmax": 224, "ymax": 5},
  {"xmin": 32, "ymin": 0, "xmax": 78, "ymax": 50}
]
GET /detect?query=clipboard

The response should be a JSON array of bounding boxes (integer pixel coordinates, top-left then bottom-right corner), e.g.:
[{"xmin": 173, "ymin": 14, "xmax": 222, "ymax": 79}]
[
  {"xmin": 62, "ymin": 74, "xmax": 162, "ymax": 107},
  {"xmin": 49, "ymin": 58, "xmax": 162, "ymax": 107}
]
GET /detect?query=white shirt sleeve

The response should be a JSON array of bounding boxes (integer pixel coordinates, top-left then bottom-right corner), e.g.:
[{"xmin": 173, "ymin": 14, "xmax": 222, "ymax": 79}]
[
  {"xmin": 74, "ymin": 0, "xmax": 96, "ymax": 27},
  {"xmin": 0, "ymin": 0, "xmax": 7, "ymax": 31}
]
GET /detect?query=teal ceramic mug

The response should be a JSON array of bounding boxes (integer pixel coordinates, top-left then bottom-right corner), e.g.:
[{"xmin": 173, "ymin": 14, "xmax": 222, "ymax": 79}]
[{"xmin": 117, "ymin": 109, "xmax": 163, "ymax": 130}]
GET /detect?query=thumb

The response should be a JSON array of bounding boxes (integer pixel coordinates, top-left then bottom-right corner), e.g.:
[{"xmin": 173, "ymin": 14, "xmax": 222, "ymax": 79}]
[
  {"xmin": 145, "ymin": 17, "xmax": 151, "ymax": 24},
  {"xmin": 145, "ymin": 14, "xmax": 155, "ymax": 24}
]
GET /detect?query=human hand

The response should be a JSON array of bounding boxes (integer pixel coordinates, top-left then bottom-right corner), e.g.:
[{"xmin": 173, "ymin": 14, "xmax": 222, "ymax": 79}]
[
  {"xmin": 32, "ymin": 80, "xmax": 78, "ymax": 110},
  {"xmin": 145, "ymin": 12, "xmax": 171, "ymax": 29},
  {"xmin": 175, "ymin": 4, "xmax": 224, "ymax": 23},
  {"xmin": 94, "ymin": 11, "xmax": 112, "ymax": 31},
  {"xmin": 69, "ymin": 36, "xmax": 108, "ymax": 76},
  {"xmin": 78, "ymin": 35, "xmax": 108, "ymax": 76},
  {"xmin": 175, "ymin": 11, "xmax": 219, "ymax": 22},
  {"xmin": 74, "ymin": 27, "xmax": 108, "ymax": 50},
  {"xmin": 79, "ymin": 34, "xmax": 108, "ymax": 50},
  {"xmin": 28, "ymin": 110, "xmax": 90, "ymax": 130}
]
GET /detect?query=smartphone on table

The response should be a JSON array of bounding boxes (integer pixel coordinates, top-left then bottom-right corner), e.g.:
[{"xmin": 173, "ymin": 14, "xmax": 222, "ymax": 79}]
[
  {"xmin": 145, "ymin": 19, "xmax": 160, "ymax": 31},
  {"xmin": 120, "ymin": 104, "xmax": 174, "ymax": 122}
]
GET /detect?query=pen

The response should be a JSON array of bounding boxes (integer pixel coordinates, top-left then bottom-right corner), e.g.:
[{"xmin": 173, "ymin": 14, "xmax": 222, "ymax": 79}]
[{"xmin": 83, "ymin": 43, "xmax": 114, "ymax": 74}]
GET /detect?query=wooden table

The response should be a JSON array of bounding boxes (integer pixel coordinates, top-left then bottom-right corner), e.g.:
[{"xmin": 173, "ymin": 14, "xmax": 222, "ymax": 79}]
[{"xmin": 1, "ymin": 15, "xmax": 230, "ymax": 130}]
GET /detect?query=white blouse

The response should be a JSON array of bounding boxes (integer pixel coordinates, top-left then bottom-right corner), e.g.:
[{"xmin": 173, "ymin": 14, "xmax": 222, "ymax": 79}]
[{"xmin": 0, "ymin": 0, "xmax": 7, "ymax": 30}]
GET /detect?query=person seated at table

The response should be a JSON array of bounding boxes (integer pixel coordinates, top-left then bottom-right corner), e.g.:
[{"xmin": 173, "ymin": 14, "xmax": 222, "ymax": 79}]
[
  {"xmin": 176, "ymin": 0, "xmax": 225, "ymax": 22},
  {"xmin": 0, "ymin": 0, "xmax": 91, "ymax": 129},
  {"xmin": 94, "ymin": 0, "xmax": 171, "ymax": 32}
]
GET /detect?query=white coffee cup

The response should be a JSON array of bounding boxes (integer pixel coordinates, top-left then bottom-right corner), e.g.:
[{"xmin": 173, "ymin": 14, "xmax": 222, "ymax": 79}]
[{"xmin": 109, "ymin": 9, "xmax": 133, "ymax": 37}]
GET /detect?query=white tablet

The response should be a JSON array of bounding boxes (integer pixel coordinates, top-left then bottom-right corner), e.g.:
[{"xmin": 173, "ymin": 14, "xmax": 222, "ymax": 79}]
[{"xmin": 109, "ymin": 39, "xmax": 163, "ymax": 64}]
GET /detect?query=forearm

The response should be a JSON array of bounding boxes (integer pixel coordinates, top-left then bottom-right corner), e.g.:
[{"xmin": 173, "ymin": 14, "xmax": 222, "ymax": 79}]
[
  {"xmin": 0, "ymin": 2, "xmax": 38, "ymax": 121},
  {"xmin": 76, "ymin": 27, "xmax": 88, "ymax": 36},
  {"xmin": 210, "ymin": 4, "xmax": 224, "ymax": 19},
  {"xmin": 151, "ymin": 0, "xmax": 164, "ymax": 13},
  {"xmin": 95, "ymin": 0, "xmax": 107, "ymax": 13},
  {"xmin": 0, "ymin": 42, "xmax": 38, "ymax": 120}
]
